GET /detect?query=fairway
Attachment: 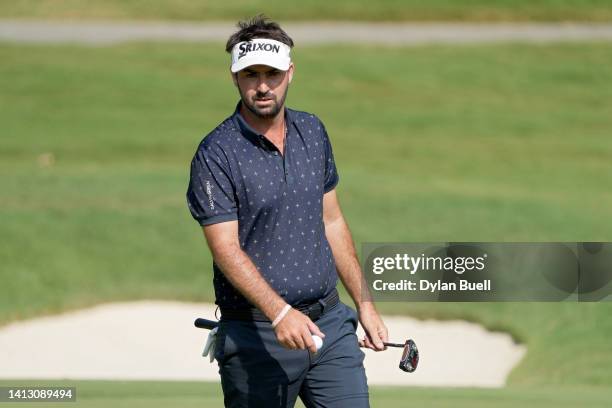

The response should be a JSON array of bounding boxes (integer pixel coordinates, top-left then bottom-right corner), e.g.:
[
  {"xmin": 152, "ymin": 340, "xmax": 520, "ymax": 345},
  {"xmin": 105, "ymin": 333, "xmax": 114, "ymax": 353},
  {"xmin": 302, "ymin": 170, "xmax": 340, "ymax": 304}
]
[
  {"xmin": 1, "ymin": 41, "xmax": 612, "ymax": 399},
  {"xmin": 0, "ymin": 380, "xmax": 610, "ymax": 408},
  {"xmin": 2, "ymin": 0, "xmax": 612, "ymax": 21}
]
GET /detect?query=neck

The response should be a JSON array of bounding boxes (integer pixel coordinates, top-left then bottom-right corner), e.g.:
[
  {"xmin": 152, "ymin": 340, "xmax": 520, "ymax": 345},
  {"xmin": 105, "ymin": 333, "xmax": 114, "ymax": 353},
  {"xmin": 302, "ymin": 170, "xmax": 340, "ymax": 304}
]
[{"xmin": 239, "ymin": 102, "xmax": 285, "ymax": 139}]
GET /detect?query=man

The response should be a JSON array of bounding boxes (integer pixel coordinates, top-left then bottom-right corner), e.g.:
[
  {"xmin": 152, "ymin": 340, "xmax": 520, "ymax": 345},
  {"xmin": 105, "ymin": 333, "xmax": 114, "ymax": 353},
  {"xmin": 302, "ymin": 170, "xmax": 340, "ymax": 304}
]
[{"xmin": 186, "ymin": 15, "xmax": 388, "ymax": 408}]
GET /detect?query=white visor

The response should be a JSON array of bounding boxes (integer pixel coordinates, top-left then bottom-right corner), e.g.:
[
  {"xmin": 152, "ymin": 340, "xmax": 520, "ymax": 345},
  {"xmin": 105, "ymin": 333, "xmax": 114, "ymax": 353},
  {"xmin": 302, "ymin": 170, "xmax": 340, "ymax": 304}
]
[{"xmin": 230, "ymin": 39, "xmax": 291, "ymax": 73}]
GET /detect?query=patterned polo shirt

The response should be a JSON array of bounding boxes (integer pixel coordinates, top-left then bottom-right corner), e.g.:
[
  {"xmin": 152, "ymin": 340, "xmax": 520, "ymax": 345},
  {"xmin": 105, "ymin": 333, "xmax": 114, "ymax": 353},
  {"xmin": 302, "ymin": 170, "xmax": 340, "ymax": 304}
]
[{"xmin": 186, "ymin": 101, "xmax": 340, "ymax": 309}]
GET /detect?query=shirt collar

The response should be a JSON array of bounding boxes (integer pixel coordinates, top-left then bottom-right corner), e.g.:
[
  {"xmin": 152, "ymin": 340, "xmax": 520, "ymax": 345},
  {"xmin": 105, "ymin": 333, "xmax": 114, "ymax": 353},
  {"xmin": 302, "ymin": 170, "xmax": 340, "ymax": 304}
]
[{"xmin": 231, "ymin": 100, "xmax": 295, "ymax": 150}]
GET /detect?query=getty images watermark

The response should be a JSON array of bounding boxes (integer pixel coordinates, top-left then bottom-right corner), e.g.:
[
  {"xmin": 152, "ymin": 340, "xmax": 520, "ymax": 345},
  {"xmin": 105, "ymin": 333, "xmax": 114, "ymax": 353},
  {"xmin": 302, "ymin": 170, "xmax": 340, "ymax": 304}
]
[{"xmin": 362, "ymin": 243, "xmax": 612, "ymax": 302}]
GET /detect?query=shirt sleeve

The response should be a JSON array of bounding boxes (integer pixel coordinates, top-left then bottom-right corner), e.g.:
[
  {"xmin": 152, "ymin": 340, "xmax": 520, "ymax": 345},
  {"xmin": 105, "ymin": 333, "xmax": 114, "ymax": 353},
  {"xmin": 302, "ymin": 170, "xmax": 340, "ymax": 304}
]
[
  {"xmin": 320, "ymin": 120, "xmax": 340, "ymax": 193},
  {"xmin": 186, "ymin": 144, "xmax": 238, "ymax": 226}
]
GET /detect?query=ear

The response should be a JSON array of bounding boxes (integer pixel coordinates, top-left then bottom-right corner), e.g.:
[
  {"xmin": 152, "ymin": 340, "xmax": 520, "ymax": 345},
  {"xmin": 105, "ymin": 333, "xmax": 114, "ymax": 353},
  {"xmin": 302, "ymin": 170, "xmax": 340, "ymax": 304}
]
[
  {"xmin": 231, "ymin": 71, "xmax": 238, "ymax": 87},
  {"xmin": 287, "ymin": 63, "xmax": 295, "ymax": 84}
]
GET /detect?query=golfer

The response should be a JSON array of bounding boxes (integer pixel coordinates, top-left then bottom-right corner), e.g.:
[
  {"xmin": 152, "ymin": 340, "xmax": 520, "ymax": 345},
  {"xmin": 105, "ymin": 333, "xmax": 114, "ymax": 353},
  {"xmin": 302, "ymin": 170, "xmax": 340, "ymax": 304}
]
[{"xmin": 187, "ymin": 15, "xmax": 388, "ymax": 407}]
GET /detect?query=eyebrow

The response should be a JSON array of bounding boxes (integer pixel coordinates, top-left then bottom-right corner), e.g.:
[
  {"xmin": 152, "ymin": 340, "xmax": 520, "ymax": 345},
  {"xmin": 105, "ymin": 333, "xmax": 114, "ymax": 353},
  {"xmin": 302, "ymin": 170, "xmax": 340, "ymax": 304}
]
[{"xmin": 243, "ymin": 68, "xmax": 280, "ymax": 74}]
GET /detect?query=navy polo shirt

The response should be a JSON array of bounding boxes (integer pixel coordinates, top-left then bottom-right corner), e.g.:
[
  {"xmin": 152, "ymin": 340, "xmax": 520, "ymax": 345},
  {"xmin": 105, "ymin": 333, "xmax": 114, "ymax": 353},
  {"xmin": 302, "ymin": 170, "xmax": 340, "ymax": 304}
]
[{"xmin": 186, "ymin": 101, "xmax": 340, "ymax": 309}]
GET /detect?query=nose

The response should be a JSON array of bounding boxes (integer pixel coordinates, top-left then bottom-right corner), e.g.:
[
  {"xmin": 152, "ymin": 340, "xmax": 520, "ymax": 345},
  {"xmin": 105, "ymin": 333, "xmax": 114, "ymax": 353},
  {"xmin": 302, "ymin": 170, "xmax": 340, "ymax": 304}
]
[{"xmin": 256, "ymin": 76, "xmax": 270, "ymax": 93}]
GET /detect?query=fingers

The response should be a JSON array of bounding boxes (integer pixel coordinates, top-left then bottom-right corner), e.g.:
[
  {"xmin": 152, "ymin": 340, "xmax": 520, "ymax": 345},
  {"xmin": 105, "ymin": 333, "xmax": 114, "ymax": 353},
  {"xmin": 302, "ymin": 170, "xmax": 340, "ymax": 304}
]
[
  {"xmin": 361, "ymin": 336, "xmax": 375, "ymax": 350},
  {"xmin": 293, "ymin": 332, "xmax": 306, "ymax": 350},
  {"xmin": 277, "ymin": 334, "xmax": 298, "ymax": 350},
  {"xmin": 279, "ymin": 330, "xmax": 313, "ymax": 351},
  {"xmin": 275, "ymin": 311, "xmax": 323, "ymax": 352},
  {"xmin": 369, "ymin": 329, "xmax": 385, "ymax": 351},
  {"xmin": 301, "ymin": 331, "xmax": 317, "ymax": 353},
  {"xmin": 306, "ymin": 320, "xmax": 325, "ymax": 339},
  {"xmin": 359, "ymin": 309, "xmax": 388, "ymax": 351},
  {"xmin": 362, "ymin": 324, "xmax": 388, "ymax": 351},
  {"xmin": 379, "ymin": 325, "xmax": 389, "ymax": 348}
]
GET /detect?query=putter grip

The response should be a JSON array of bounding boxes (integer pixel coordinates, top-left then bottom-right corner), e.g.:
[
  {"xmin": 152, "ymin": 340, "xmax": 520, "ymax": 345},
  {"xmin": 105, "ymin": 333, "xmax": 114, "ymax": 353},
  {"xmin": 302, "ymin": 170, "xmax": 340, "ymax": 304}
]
[{"xmin": 194, "ymin": 318, "xmax": 219, "ymax": 330}]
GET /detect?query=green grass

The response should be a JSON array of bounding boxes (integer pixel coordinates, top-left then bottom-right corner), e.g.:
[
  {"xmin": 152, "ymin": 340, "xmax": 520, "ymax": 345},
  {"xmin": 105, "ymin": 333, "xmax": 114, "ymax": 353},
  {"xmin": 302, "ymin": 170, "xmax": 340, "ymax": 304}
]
[
  {"xmin": 1, "ymin": 41, "xmax": 612, "ymax": 392},
  {"xmin": 0, "ymin": 380, "xmax": 610, "ymax": 408},
  {"xmin": 2, "ymin": 0, "xmax": 612, "ymax": 22}
]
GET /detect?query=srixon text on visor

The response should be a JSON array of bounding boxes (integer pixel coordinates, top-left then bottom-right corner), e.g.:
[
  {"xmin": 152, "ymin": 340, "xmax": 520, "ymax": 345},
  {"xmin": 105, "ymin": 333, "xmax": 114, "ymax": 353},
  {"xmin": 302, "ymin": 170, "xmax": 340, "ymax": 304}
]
[
  {"xmin": 238, "ymin": 42, "xmax": 281, "ymax": 58},
  {"xmin": 371, "ymin": 254, "xmax": 487, "ymax": 275}
]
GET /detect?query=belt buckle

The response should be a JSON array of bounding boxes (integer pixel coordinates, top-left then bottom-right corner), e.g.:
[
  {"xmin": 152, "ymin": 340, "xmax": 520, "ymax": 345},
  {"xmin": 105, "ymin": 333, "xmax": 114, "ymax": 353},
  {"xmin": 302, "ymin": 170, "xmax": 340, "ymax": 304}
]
[
  {"xmin": 317, "ymin": 298, "xmax": 327, "ymax": 313},
  {"xmin": 302, "ymin": 298, "xmax": 327, "ymax": 321}
]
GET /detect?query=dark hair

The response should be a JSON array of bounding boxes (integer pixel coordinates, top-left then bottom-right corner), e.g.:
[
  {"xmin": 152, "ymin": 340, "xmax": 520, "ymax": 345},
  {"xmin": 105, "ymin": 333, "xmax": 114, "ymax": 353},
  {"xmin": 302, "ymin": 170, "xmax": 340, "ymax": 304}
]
[{"xmin": 225, "ymin": 15, "xmax": 294, "ymax": 53}]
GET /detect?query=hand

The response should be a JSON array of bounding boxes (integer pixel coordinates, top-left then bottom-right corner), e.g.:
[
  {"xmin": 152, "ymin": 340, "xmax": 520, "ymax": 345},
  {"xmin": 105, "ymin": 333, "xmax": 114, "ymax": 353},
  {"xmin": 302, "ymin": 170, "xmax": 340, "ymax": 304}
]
[
  {"xmin": 358, "ymin": 304, "xmax": 388, "ymax": 351},
  {"xmin": 273, "ymin": 308, "xmax": 325, "ymax": 353}
]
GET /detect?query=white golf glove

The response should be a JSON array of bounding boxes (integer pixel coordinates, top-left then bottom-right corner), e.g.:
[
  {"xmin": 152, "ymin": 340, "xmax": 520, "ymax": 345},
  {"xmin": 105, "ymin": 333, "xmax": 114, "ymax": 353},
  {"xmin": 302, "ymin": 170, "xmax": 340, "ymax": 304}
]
[{"xmin": 201, "ymin": 327, "xmax": 218, "ymax": 363}]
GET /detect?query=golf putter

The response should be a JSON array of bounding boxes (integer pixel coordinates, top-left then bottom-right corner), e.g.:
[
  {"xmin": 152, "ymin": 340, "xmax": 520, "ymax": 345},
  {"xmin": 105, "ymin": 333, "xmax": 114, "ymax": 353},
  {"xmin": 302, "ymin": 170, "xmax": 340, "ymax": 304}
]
[
  {"xmin": 196, "ymin": 318, "xmax": 419, "ymax": 372},
  {"xmin": 195, "ymin": 318, "xmax": 218, "ymax": 330},
  {"xmin": 378, "ymin": 339, "xmax": 419, "ymax": 373}
]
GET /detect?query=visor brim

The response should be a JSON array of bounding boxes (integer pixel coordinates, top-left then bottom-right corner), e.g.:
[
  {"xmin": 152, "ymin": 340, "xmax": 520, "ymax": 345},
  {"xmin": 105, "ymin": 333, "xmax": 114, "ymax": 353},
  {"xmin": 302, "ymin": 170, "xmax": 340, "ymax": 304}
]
[{"xmin": 231, "ymin": 57, "xmax": 290, "ymax": 73}]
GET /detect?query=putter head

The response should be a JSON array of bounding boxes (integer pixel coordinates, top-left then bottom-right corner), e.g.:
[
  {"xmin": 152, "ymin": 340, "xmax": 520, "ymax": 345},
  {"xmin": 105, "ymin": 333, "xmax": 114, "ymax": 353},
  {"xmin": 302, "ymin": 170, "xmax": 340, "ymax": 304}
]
[{"xmin": 398, "ymin": 339, "xmax": 419, "ymax": 373}]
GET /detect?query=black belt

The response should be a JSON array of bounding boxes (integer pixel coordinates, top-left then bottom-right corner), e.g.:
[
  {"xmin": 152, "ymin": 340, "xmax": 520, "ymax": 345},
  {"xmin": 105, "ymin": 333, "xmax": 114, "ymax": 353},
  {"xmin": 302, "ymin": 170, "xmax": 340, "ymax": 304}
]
[{"xmin": 220, "ymin": 288, "xmax": 339, "ymax": 323}]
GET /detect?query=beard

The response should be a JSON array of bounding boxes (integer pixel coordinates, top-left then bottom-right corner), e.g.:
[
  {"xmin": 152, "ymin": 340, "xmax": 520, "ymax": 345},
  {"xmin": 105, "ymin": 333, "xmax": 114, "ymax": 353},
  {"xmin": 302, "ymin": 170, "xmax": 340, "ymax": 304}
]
[{"xmin": 239, "ymin": 85, "xmax": 289, "ymax": 119}]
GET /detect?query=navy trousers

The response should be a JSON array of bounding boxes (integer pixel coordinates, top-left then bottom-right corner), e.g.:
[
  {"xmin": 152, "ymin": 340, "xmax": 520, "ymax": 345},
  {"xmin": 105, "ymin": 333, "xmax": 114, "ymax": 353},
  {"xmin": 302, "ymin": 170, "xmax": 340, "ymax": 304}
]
[{"xmin": 214, "ymin": 302, "xmax": 370, "ymax": 408}]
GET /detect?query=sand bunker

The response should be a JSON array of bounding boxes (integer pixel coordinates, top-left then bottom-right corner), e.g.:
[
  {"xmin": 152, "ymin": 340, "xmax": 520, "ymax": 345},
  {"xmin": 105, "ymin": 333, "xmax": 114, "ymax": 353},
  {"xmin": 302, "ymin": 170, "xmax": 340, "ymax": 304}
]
[{"xmin": 0, "ymin": 301, "xmax": 525, "ymax": 387}]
